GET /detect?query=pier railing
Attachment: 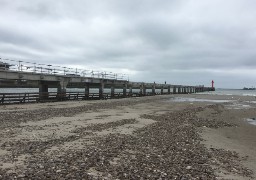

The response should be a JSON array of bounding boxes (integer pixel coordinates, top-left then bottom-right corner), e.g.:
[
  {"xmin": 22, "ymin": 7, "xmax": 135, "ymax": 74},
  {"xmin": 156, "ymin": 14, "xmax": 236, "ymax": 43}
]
[{"xmin": 0, "ymin": 58, "xmax": 129, "ymax": 80}]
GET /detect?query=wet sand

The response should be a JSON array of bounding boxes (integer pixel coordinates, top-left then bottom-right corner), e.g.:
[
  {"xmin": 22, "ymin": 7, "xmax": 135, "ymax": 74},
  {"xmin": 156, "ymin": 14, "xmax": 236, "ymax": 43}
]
[{"xmin": 0, "ymin": 94, "xmax": 256, "ymax": 179}]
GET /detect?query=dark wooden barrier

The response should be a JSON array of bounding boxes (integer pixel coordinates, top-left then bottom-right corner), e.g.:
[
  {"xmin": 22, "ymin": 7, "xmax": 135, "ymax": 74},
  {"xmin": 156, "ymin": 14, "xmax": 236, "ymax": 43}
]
[
  {"xmin": 0, "ymin": 91, "xmax": 149, "ymax": 104},
  {"xmin": 0, "ymin": 89, "xmax": 191, "ymax": 105}
]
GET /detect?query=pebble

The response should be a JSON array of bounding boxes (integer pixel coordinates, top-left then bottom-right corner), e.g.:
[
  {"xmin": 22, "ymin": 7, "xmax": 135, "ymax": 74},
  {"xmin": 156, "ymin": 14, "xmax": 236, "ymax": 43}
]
[{"xmin": 0, "ymin": 99, "xmax": 252, "ymax": 179}]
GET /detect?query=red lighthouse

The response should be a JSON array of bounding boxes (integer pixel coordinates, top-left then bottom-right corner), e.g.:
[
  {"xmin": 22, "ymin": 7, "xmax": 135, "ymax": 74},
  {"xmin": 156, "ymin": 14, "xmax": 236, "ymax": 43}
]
[{"xmin": 211, "ymin": 80, "xmax": 214, "ymax": 88}]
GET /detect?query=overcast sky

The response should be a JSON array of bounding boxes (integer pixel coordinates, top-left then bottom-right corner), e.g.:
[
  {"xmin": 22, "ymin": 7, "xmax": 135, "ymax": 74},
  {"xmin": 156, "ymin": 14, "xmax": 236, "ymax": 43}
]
[{"xmin": 0, "ymin": 0, "xmax": 256, "ymax": 88}]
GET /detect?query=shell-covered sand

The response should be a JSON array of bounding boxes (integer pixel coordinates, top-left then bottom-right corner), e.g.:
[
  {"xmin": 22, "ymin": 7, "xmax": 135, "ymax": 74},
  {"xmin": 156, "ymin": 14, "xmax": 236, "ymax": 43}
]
[{"xmin": 0, "ymin": 94, "xmax": 256, "ymax": 179}]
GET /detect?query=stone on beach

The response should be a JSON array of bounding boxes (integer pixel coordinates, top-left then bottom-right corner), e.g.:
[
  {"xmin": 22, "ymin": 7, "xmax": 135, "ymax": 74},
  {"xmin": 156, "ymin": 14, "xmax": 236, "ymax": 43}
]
[{"xmin": 0, "ymin": 94, "xmax": 255, "ymax": 179}]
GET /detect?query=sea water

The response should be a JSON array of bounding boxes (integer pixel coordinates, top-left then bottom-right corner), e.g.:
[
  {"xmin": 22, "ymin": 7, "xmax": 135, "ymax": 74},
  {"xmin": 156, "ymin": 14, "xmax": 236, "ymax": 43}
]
[{"xmin": 197, "ymin": 88, "xmax": 256, "ymax": 96}]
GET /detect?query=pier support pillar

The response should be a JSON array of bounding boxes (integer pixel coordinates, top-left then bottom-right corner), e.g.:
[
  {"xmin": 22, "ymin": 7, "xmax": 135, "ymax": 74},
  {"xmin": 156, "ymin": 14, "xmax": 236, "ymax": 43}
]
[
  {"xmin": 129, "ymin": 86, "xmax": 133, "ymax": 96},
  {"xmin": 152, "ymin": 83, "xmax": 156, "ymax": 95},
  {"xmin": 168, "ymin": 86, "xmax": 171, "ymax": 94},
  {"xmin": 140, "ymin": 84, "xmax": 146, "ymax": 96},
  {"xmin": 140, "ymin": 84, "xmax": 143, "ymax": 96},
  {"xmin": 173, "ymin": 86, "xmax": 177, "ymax": 94},
  {"xmin": 143, "ymin": 85, "xmax": 146, "ymax": 96},
  {"xmin": 184, "ymin": 87, "xmax": 187, "ymax": 94},
  {"xmin": 99, "ymin": 81, "xmax": 104, "ymax": 99},
  {"xmin": 57, "ymin": 80, "xmax": 69, "ymax": 100},
  {"xmin": 39, "ymin": 82, "xmax": 49, "ymax": 100},
  {"xmin": 161, "ymin": 86, "xmax": 164, "ymax": 95},
  {"xmin": 178, "ymin": 87, "xmax": 181, "ymax": 94},
  {"xmin": 84, "ymin": 83, "xmax": 90, "ymax": 99},
  {"xmin": 123, "ymin": 84, "xmax": 127, "ymax": 97},
  {"xmin": 111, "ymin": 86, "xmax": 115, "ymax": 98}
]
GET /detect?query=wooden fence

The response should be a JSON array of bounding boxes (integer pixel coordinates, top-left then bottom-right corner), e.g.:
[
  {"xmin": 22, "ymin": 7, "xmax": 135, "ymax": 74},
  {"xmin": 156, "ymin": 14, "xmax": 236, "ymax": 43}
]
[{"xmin": 0, "ymin": 91, "xmax": 163, "ymax": 104}]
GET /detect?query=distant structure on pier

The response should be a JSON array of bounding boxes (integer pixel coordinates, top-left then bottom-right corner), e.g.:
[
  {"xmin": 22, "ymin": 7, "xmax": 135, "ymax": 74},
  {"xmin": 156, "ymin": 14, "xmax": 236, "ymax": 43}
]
[
  {"xmin": 243, "ymin": 87, "xmax": 256, "ymax": 90},
  {"xmin": 0, "ymin": 61, "xmax": 11, "ymax": 70}
]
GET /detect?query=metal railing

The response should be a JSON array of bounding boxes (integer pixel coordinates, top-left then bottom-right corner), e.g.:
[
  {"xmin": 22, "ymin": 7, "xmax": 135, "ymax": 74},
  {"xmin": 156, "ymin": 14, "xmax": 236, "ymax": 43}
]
[{"xmin": 0, "ymin": 57, "xmax": 129, "ymax": 80}]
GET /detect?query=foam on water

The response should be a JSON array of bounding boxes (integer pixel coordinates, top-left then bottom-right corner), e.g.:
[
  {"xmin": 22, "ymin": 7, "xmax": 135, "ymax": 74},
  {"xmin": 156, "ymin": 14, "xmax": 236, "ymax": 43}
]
[
  {"xmin": 171, "ymin": 97, "xmax": 232, "ymax": 103},
  {"xmin": 246, "ymin": 118, "xmax": 256, "ymax": 126},
  {"xmin": 226, "ymin": 103, "xmax": 251, "ymax": 109}
]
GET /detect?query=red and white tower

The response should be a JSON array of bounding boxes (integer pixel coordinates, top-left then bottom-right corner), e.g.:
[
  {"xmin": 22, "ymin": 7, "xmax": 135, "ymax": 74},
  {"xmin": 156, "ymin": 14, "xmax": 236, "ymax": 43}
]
[{"xmin": 211, "ymin": 80, "xmax": 214, "ymax": 88}]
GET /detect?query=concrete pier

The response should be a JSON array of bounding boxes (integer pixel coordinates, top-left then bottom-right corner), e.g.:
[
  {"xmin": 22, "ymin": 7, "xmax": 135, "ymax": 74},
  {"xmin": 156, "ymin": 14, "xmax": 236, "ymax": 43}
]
[{"xmin": 0, "ymin": 69, "xmax": 215, "ymax": 102}]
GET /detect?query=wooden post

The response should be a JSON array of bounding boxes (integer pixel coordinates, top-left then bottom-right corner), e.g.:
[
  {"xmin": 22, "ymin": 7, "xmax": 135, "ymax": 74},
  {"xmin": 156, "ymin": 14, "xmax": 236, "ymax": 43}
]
[{"xmin": 1, "ymin": 94, "xmax": 5, "ymax": 103}]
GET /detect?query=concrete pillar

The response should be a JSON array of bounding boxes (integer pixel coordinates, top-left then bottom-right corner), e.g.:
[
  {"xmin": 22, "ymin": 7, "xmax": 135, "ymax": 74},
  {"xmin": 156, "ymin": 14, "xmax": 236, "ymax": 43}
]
[
  {"xmin": 143, "ymin": 85, "xmax": 146, "ymax": 96},
  {"xmin": 140, "ymin": 84, "xmax": 143, "ymax": 96},
  {"xmin": 57, "ymin": 80, "xmax": 69, "ymax": 100},
  {"xmin": 123, "ymin": 84, "xmax": 127, "ymax": 97},
  {"xmin": 57, "ymin": 80, "xmax": 68, "ymax": 93},
  {"xmin": 173, "ymin": 86, "xmax": 176, "ymax": 94},
  {"xmin": 111, "ymin": 86, "xmax": 115, "ymax": 98},
  {"xmin": 39, "ymin": 82, "xmax": 48, "ymax": 100},
  {"xmin": 152, "ymin": 83, "xmax": 156, "ymax": 95},
  {"xmin": 168, "ymin": 86, "xmax": 171, "ymax": 94},
  {"xmin": 99, "ymin": 81, "xmax": 104, "ymax": 99},
  {"xmin": 161, "ymin": 86, "xmax": 164, "ymax": 95},
  {"xmin": 129, "ymin": 86, "xmax": 132, "ymax": 96},
  {"xmin": 84, "ymin": 83, "xmax": 90, "ymax": 99},
  {"xmin": 185, "ymin": 87, "xmax": 188, "ymax": 94}
]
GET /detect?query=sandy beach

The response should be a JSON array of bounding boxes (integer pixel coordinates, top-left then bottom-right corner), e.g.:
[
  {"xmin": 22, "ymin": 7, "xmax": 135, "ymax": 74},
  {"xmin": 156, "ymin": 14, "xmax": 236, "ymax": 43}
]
[{"xmin": 0, "ymin": 94, "xmax": 256, "ymax": 179}]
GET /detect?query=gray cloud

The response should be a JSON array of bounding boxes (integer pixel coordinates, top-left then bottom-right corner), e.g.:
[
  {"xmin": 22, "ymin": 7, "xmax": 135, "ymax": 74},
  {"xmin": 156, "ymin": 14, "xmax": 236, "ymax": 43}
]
[{"xmin": 0, "ymin": 0, "xmax": 256, "ymax": 88}]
